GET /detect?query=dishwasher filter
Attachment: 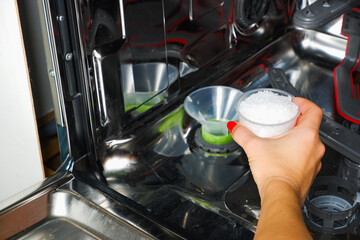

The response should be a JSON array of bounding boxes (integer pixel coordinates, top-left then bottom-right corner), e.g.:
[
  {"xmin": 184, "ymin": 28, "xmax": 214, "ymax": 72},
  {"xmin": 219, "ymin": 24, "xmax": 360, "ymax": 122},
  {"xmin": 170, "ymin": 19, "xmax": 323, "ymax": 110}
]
[{"xmin": 304, "ymin": 176, "xmax": 360, "ymax": 235}]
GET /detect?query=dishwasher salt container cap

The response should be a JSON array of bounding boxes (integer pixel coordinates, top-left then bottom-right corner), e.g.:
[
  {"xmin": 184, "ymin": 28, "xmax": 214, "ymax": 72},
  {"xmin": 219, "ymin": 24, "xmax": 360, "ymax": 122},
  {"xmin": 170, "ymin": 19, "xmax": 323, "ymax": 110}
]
[{"xmin": 236, "ymin": 88, "xmax": 301, "ymax": 138}]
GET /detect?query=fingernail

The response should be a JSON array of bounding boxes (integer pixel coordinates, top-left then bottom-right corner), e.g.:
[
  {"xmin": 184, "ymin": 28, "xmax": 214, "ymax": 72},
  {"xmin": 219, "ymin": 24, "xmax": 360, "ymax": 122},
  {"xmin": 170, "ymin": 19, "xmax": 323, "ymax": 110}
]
[{"xmin": 227, "ymin": 121, "xmax": 237, "ymax": 133}]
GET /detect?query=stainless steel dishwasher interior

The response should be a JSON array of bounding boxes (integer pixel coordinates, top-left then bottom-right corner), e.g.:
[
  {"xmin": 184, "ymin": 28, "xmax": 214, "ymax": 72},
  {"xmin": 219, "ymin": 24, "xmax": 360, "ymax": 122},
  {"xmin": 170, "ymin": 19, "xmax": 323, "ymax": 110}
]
[
  {"xmin": 235, "ymin": 28, "xmax": 346, "ymax": 119},
  {"xmin": 7, "ymin": 0, "xmax": 358, "ymax": 239},
  {"xmin": 101, "ymin": 27, "xmax": 348, "ymax": 233}
]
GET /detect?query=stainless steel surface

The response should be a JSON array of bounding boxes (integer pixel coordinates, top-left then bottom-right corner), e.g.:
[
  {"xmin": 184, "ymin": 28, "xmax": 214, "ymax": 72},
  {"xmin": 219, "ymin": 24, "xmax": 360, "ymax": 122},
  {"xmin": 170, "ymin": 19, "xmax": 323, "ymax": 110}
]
[
  {"xmin": 15, "ymin": 219, "xmax": 105, "ymax": 240},
  {"xmin": 71, "ymin": 0, "xmax": 171, "ymax": 147},
  {"xmin": 16, "ymin": 191, "xmax": 153, "ymax": 240},
  {"xmin": 92, "ymin": 49, "xmax": 110, "ymax": 127},
  {"xmin": 61, "ymin": 0, "xmax": 288, "ymax": 155},
  {"xmin": 102, "ymin": 106, "xmax": 254, "ymax": 232},
  {"xmin": 25, "ymin": 0, "xmax": 360, "ymax": 238},
  {"xmin": 42, "ymin": 0, "xmax": 67, "ymax": 127},
  {"xmin": 72, "ymin": 0, "xmax": 100, "ymax": 162},
  {"xmin": 98, "ymin": 26, "xmax": 349, "ymax": 236},
  {"xmin": 231, "ymin": 28, "xmax": 346, "ymax": 118},
  {"xmin": 188, "ymin": 0, "xmax": 194, "ymax": 21},
  {"xmin": 118, "ymin": 0, "xmax": 126, "ymax": 39},
  {"xmin": 122, "ymin": 63, "xmax": 178, "ymax": 113},
  {"xmin": 0, "ymin": 172, "xmax": 185, "ymax": 240}
]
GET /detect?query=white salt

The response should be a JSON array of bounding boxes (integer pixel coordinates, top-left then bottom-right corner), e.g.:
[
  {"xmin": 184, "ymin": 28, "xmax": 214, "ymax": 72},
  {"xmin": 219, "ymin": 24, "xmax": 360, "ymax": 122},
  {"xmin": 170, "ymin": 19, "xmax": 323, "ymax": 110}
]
[
  {"xmin": 238, "ymin": 91, "xmax": 298, "ymax": 124},
  {"xmin": 237, "ymin": 90, "xmax": 300, "ymax": 138}
]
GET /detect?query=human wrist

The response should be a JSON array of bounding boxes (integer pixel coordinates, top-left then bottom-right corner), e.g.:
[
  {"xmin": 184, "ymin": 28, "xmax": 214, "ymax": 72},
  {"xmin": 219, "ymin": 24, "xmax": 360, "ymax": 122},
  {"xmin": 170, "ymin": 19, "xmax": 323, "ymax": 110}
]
[
  {"xmin": 255, "ymin": 179, "xmax": 312, "ymax": 240},
  {"xmin": 259, "ymin": 179, "xmax": 303, "ymax": 207}
]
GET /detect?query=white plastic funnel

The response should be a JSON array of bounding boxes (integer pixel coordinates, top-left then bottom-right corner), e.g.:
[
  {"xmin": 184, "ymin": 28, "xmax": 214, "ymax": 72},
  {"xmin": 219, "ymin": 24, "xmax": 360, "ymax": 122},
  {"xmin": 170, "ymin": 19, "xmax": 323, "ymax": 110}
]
[{"xmin": 184, "ymin": 86, "xmax": 243, "ymax": 138}]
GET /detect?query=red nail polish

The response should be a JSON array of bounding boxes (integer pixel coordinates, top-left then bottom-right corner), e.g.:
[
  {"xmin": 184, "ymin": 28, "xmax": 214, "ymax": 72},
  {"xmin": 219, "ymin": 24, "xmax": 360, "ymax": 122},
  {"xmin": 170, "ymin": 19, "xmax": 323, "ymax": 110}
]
[{"xmin": 227, "ymin": 121, "xmax": 237, "ymax": 133}]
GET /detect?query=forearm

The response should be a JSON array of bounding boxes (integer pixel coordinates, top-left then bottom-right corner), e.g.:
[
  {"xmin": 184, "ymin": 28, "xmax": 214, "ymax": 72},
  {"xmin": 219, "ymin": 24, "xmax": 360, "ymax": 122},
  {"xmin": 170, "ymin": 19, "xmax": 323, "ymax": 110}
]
[
  {"xmin": 255, "ymin": 181, "xmax": 312, "ymax": 240},
  {"xmin": 229, "ymin": 98, "xmax": 324, "ymax": 238}
]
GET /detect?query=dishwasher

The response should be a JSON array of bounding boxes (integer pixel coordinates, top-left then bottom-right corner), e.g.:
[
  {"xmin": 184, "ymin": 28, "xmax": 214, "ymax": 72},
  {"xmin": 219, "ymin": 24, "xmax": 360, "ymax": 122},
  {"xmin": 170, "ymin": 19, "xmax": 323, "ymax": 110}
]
[{"xmin": 1, "ymin": 0, "xmax": 360, "ymax": 239}]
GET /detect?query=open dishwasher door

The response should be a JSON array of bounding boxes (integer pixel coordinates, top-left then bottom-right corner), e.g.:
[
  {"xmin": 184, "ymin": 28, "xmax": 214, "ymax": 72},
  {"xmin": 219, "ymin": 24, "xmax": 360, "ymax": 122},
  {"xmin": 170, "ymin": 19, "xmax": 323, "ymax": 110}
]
[{"xmin": 0, "ymin": 171, "xmax": 185, "ymax": 239}]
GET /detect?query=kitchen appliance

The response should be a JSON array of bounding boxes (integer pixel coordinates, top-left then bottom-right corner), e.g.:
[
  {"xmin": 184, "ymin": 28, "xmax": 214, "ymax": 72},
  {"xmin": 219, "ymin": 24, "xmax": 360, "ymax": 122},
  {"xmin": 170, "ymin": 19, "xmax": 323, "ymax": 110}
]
[{"xmin": 2, "ymin": 0, "xmax": 360, "ymax": 239}]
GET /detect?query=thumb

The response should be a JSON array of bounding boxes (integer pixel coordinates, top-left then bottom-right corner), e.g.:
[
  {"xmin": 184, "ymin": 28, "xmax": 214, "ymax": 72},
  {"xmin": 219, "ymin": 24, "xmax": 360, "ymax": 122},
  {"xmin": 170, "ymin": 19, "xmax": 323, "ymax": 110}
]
[{"xmin": 227, "ymin": 121, "xmax": 259, "ymax": 150}]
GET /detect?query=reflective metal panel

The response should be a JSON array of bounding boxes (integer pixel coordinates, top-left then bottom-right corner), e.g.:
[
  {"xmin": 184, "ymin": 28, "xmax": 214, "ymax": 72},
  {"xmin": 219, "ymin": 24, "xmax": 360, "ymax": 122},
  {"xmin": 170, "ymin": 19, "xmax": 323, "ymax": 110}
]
[
  {"xmin": 0, "ymin": 172, "xmax": 185, "ymax": 240},
  {"xmin": 99, "ymin": 26, "xmax": 350, "ymax": 236},
  {"xmin": 66, "ymin": 0, "xmax": 289, "ymax": 148}
]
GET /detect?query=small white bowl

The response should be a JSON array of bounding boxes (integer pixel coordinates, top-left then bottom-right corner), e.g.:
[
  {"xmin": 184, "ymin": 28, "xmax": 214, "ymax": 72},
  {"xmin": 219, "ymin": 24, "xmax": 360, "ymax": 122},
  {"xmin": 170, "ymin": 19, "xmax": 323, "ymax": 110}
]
[{"xmin": 236, "ymin": 88, "xmax": 301, "ymax": 138}]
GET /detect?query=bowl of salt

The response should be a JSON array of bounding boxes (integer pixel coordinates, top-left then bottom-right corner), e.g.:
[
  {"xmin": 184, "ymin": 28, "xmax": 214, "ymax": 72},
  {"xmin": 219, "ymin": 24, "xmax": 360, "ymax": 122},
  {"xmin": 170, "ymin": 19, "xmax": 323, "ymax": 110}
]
[{"xmin": 236, "ymin": 88, "xmax": 301, "ymax": 138}]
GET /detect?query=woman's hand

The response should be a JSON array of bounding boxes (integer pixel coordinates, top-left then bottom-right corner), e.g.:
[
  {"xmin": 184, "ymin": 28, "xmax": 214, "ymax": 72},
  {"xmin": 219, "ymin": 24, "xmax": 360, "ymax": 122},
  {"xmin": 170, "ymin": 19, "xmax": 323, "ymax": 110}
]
[
  {"xmin": 228, "ymin": 97, "xmax": 325, "ymax": 204},
  {"xmin": 228, "ymin": 97, "xmax": 325, "ymax": 240}
]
